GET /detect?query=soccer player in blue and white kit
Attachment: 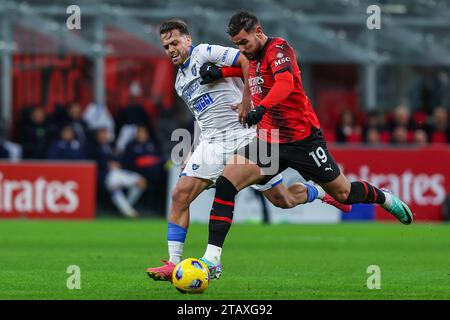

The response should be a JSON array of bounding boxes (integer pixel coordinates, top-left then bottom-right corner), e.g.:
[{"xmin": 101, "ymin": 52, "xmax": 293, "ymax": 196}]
[{"xmin": 146, "ymin": 19, "xmax": 351, "ymax": 281}]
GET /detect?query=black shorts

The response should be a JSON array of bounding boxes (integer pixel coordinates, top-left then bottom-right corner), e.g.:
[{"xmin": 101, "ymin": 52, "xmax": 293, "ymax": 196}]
[{"xmin": 236, "ymin": 127, "xmax": 341, "ymax": 184}]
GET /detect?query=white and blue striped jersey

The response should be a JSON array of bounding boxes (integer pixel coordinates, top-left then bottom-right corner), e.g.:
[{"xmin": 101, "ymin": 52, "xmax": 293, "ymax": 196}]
[{"xmin": 175, "ymin": 44, "xmax": 255, "ymax": 141}]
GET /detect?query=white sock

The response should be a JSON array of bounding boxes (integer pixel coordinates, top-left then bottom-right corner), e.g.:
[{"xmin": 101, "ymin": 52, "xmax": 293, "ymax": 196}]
[
  {"xmin": 381, "ymin": 191, "xmax": 393, "ymax": 209},
  {"xmin": 203, "ymin": 244, "xmax": 222, "ymax": 265},
  {"xmin": 111, "ymin": 190, "xmax": 134, "ymax": 215},
  {"xmin": 168, "ymin": 241, "xmax": 184, "ymax": 265},
  {"xmin": 313, "ymin": 183, "xmax": 326, "ymax": 200},
  {"xmin": 127, "ymin": 186, "xmax": 145, "ymax": 206}
]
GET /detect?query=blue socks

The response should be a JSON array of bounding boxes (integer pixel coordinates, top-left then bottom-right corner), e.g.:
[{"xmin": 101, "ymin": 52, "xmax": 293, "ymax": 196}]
[
  {"xmin": 167, "ymin": 222, "xmax": 187, "ymax": 242},
  {"xmin": 305, "ymin": 183, "xmax": 319, "ymax": 203}
]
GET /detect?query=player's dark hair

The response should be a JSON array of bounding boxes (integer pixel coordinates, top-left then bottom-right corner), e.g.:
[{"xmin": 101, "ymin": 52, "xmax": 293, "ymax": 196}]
[
  {"xmin": 227, "ymin": 11, "xmax": 260, "ymax": 37},
  {"xmin": 159, "ymin": 19, "xmax": 189, "ymax": 36}
]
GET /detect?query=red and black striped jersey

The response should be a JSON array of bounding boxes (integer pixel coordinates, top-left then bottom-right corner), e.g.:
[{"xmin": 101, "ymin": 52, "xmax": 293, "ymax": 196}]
[{"xmin": 248, "ymin": 37, "xmax": 321, "ymax": 143}]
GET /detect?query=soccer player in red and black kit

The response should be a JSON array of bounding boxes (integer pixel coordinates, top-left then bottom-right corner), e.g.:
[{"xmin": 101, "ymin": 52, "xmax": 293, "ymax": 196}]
[{"xmin": 197, "ymin": 11, "xmax": 414, "ymax": 274}]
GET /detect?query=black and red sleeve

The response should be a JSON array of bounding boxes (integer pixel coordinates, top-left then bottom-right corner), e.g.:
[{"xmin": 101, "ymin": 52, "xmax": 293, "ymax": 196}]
[
  {"xmin": 267, "ymin": 41, "xmax": 295, "ymax": 76},
  {"xmin": 258, "ymin": 42, "xmax": 295, "ymax": 109}
]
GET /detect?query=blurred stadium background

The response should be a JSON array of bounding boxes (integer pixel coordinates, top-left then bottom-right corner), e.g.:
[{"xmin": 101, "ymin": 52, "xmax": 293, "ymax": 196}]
[
  {"xmin": 1, "ymin": 0, "xmax": 450, "ymax": 301},
  {"xmin": 0, "ymin": 0, "xmax": 449, "ymax": 222}
]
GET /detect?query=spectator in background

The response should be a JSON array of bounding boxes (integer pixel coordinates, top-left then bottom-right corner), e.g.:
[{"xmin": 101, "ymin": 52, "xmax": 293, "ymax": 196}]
[
  {"xmin": 388, "ymin": 105, "xmax": 414, "ymax": 131},
  {"xmin": 65, "ymin": 102, "xmax": 89, "ymax": 145},
  {"xmin": 122, "ymin": 125, "xmax": 165, "ymax": 185},
  {"xmin": 82, "ymin": 102, "xmax": 115, "ymax": 142},
  {"xmin": 156, "ymin": 99, "xmax": 195, "ymax": 158},
  {"xmin": 51, "ymin": 104, "xmax": 70, "ymax": 128},
  {"xmin": 391, "ymin": 126, "xmax": 409, "ymax": 144},
  {"xmin": 47, "ymin": 125, "xmax": 85, "ymax": 160},
  {"xmin": 86, "ymin": 127, "xmax": 147, "ymax": 218},
  {"xmin": 115, "ymin": 81, "xmax": 160, "ymax": 154},
  {"xmin": 364, "ymin": 111, "xmax": 382, "ymax": 129},
  {"xmin": 427, "ymin": 106, "xmax": 449, "ymax": 144},
  {"xmin": 362, "ymin": 111, "xmax": 386, "ymax": 143},
  {"xmin": 0, "ymin": 125, "xmax": 22, "ymax": 161},
  {"xmin": 335, "ymin": 109, "xmax": 361, "ymax": 143},
  {"xmin": 388, "ymin": 105, "xmax": 417, "ymax": 145},
  {"xmin": 0, "ymin": 142, "xmax": 22, "ymax": 161},
  {"xmin": 22, "ymin": 107, "xmax": 51, "ymax": 159},
  {"xmin": 413, "ymin": 129, "xmax": 428, "ymax": 146},
  {"xmin": 365, "ymin": 127, "xmax": 381, "ymax": 145},
  {"xmin": 116, "ymin": 81, "xmax": 151, "ymax": 129}
]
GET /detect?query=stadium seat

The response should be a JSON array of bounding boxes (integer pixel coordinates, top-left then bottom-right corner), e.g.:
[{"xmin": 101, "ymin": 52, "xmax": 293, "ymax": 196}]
[
  {"xmin": 380, "ymin": 131, "xmax": 391, "ymax": 143},
  {"xmin": 430, "ymin": 131, "xmax": 448, "ymax": 144},
  {"xmin": 315, "ymin": 89, "xmax": 358, "ymax": 130},
  {"xmin": 412, "ymin": 111, "xmax": 427, "ymax": 127},
  {"xmin": 347, "ymin": 132, "xmax": 362, "ymax": 143},
  {"xmin": 321, "ymin": 128, "xmax": 336, "ymax": 142},
  {"xmin": 384, "ymin": 112, "xmax": 394, "ymax": 125},
  {"xmin": 407, "ymin": 131, "xmax": 415, "ymax": 143}
]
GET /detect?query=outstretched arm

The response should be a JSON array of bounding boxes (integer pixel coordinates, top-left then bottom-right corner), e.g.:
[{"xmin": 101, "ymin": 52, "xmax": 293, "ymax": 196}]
[{"xmin": 221, "ymin": 66, "xmax": 243, "ymax": 78}]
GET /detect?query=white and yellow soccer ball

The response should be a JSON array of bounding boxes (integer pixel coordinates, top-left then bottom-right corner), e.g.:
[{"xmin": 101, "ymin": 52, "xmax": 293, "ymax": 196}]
[{"xmin": 172, "ymin": 258, "xmax": 210, "ymax": 294}]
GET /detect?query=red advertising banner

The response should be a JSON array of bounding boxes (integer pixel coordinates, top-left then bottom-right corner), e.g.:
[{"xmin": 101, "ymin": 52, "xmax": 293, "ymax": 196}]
[
  {"xmin": 0, "ymin": 162, "xmax": 96, "ymax": 220},
  {"xmin": 330, "ymin": 146, "xmax": 450, "ymax": 221}
]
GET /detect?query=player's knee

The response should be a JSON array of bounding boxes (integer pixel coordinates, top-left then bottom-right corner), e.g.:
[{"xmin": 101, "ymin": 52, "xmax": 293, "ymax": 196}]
[{"xmin": 171, "ymin": 187, "xmax": 190, "ymax": 210}]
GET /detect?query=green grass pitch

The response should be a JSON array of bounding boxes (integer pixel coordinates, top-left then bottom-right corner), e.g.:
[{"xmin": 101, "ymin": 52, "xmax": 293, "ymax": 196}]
[{"xmin": 0, "ymin": 219, "xmax": 449, "ymax": 300}]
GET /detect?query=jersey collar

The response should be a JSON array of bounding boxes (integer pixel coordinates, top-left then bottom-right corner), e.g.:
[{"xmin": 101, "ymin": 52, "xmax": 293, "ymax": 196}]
[
  {"xmin": 180, "ymin": 45, "xmax": 195, "ymax": 71},
  {"xmin": 256, "ymin": 37, "xmax": 272, "ymax": 60}
]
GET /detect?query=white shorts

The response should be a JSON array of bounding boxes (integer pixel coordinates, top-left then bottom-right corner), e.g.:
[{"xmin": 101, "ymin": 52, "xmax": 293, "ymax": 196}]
[
  {"xmin": 105, "ymin": 168, "xmax": 142, "ymax": 190},
  {"xmin": 181, "ymin": 134, "xmax": 283, "ymax": 192}
]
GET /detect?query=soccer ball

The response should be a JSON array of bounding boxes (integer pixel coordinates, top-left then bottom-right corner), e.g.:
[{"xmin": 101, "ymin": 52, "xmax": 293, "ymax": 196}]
[{"xmin": 172, "ymin": 258, "xmax": 210, "ymax": 294}]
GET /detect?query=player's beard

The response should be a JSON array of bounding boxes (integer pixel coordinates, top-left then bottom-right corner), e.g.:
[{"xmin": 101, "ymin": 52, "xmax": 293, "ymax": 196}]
[
  {"xmin": 243, "ymin": 52, "xmax": 254, "ymax": 60},
  {"xmin": 173, "ymin": 48, "xmax": 189, "ymax": 66},
  {"xmin": 244, "ymin": 48, "xmax": 259, "ymax": 60},
  {"xmin": 244, "ymin": 40, "xmax": 264, "ymax": 60}
]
